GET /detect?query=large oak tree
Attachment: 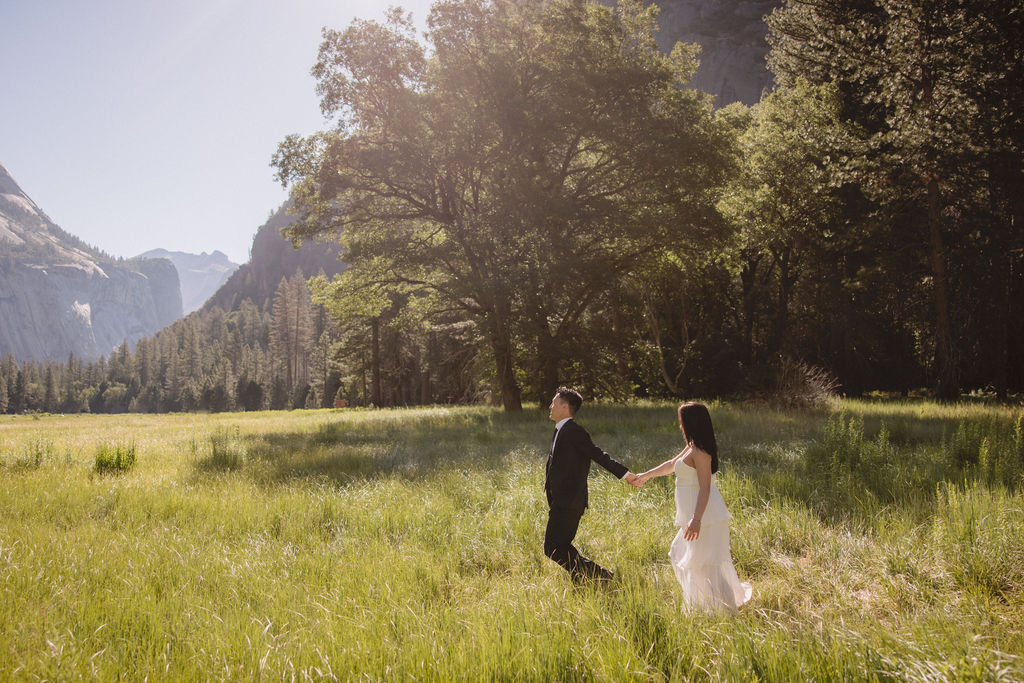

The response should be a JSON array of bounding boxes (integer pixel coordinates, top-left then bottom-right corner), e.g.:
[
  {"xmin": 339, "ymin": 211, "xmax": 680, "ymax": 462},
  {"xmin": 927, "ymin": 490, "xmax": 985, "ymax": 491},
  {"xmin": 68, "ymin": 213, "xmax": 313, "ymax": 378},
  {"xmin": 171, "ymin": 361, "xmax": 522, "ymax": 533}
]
[{"xmin": 273, "ymin": 0, "xmax": 730, "ymax": 410}]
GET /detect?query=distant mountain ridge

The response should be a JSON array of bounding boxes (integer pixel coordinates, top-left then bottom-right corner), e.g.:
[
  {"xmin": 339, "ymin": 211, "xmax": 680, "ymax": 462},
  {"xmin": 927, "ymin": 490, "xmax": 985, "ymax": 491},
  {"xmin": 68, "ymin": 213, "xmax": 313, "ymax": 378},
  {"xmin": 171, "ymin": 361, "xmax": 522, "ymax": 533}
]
[
  {"xmin": 137, "ymin": 248, "xmax": 239, "ymax": 314},
  {"xmin": 0, "ymin": 161, "xmax": 182, "ymax": 362},
  {"xmin": 203, "ymin": 202, "xmax": 345, "ymax": 313}
]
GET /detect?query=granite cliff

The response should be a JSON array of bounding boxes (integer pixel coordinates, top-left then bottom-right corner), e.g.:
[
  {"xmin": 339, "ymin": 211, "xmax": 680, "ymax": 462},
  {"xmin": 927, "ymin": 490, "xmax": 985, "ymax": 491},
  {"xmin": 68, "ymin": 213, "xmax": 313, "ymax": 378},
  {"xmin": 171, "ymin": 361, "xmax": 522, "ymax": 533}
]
[
  {"xmin": 0, "ymin": 162, "xmax": 183, "ymax": 362},
  {"xmin": 203, "ymin": 202, "xmax": 345, "ymax": 313},
  {"xmin": 604, "ymin": 0, "xmax": 779, "ymax": 105},
  {"xmin": 137, "ymin": 248, "xmax": 239, "ymax": 314}
]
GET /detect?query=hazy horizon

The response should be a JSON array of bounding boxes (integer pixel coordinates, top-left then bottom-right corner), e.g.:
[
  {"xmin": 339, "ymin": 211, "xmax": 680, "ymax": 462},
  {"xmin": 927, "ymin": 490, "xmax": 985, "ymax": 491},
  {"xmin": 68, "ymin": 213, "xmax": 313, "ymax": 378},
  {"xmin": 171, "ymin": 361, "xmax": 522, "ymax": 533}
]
[{"xmin": 0, "ymin": 0, "xmax": 434, "ymax": 264}]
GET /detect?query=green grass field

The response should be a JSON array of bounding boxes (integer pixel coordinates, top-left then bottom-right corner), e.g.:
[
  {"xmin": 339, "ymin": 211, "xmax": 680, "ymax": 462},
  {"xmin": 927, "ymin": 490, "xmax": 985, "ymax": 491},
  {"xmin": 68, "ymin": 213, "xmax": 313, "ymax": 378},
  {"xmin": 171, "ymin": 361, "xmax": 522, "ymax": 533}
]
[{"xmin": 1, "ymin": 401, "xmax": 1022, "ymax": 680}]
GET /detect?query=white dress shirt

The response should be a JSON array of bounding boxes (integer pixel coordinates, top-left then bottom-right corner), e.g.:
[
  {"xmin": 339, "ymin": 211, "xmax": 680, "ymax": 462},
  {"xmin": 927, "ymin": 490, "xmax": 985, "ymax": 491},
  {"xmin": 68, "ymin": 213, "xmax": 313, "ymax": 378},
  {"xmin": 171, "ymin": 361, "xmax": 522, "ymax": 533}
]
[{"xmin": 551, "ymin": 417, "xmax": 572, "ymax": 453}]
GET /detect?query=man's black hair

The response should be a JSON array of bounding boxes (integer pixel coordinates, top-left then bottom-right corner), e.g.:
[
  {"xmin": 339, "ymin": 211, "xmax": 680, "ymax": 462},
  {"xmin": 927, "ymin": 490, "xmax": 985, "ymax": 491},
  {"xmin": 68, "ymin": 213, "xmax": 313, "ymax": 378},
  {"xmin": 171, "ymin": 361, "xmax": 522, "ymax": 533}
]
[{"xmin": 556, "ymin": 387, "xmax": 583, "ymax": 414}]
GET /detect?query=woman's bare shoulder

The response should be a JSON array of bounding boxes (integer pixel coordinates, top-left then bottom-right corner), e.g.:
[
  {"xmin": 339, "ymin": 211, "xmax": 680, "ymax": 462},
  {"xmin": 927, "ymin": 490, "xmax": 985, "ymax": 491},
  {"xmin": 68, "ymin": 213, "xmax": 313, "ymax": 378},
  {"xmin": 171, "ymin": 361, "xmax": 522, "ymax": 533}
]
[{"xmin": 689, "ymin": 446, "xmax": 712, "ymax": 463}]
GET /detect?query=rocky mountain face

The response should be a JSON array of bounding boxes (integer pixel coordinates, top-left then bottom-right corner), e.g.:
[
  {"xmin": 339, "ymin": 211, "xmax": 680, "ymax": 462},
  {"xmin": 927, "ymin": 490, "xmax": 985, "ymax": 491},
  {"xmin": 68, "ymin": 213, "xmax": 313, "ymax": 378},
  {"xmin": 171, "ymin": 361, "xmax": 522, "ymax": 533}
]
[
  {"xmin": 604, "ymin": 0, "xmax": 780, "ymax": 105},
  {"xmin": 203, "ymin": 202, "xmax": 345, "ymax": 313},
  {"xmin": 656, "ymin": 0, "xmax": 779, "ymax": 105},
  {"xmin": 0, "ymin": 162, "xmax": 183, "ymax": 362},
  {"xmin": 137, "ymin": 248, "xmax": 239, "ymax": 314}
]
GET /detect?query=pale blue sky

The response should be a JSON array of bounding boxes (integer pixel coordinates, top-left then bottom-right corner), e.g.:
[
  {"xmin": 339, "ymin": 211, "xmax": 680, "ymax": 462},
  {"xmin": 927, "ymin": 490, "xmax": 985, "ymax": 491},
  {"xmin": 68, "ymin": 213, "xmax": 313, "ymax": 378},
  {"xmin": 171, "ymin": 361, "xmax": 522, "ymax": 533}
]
[{"xmin": 0, "ymin": 0, "xmax": 433, "ymax": 263}]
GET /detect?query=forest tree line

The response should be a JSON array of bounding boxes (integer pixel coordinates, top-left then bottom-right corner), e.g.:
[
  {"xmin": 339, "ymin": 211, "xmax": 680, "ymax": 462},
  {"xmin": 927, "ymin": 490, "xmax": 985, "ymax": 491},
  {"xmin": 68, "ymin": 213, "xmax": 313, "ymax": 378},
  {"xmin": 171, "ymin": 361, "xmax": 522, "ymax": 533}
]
[
  {"xmin": 3, "ymin": 0, "xmax": 1022, "ymax": 414},
  {"xmin": 0, "ymin": 272, "xmax": 340, "ymax": 414}
]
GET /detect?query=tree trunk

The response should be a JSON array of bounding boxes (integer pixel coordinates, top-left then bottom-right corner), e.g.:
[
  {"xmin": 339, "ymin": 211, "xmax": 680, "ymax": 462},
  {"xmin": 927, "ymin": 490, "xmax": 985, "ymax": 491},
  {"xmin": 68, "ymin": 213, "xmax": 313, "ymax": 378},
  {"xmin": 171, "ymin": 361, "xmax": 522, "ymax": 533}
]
[
  {"xmin": 533, "ymin": 307, "xmax": 559, "ymax": 404},
  {"xmin": 926, "ymin": 176, "xmax": 958, "ymax": 400},
  {"xmin": 489, "ymin": 303, "xmax": 522, "ymax": 411},
  {"xmin": 610, "ymin": 296, "xmax": 629, "ymax": 390},
  {"xmin": 370, "ymin": 317, "xmax": 382, "ymax": 407},
  {"xmin": 1011, "ymin": 162, "xmax": 1024, "ymax": 393},
  {"xmin": 360, "ymin": 364, "xmax": 367, "ymax": 407},
  {"xmin": 538, "ymin": 345, "xmax": 559, "ymax": 406},
  {"xmin": 989, "ymin": 159, "xmax": 1012, "ymax": 399},
  {"xmin": 770, "ymin": 249, "xmax": 795, "ymax": 358},
  {"xmin": 421, "ymin": 369, "xmax": 431, "ymax": 405},
  {"xmin": 739, "ymin": 250, "xmax": 763, "ymax": 366}
]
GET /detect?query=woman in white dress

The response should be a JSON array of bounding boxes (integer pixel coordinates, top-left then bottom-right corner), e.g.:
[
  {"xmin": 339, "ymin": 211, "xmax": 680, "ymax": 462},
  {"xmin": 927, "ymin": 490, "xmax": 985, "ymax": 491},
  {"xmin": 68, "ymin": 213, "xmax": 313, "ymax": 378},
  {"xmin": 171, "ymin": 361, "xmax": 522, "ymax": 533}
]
[{"xmin": 635, "ymin": 402, "xmax": 751, "ymax": 613}]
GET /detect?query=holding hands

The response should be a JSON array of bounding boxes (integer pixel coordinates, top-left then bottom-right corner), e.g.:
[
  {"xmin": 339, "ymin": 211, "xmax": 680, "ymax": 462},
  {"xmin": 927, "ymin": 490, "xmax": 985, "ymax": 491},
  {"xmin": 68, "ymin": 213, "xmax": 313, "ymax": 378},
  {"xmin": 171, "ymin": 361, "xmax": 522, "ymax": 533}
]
[{"xmin": 625, "ymin": 471, "xmax": 651, "ymax": 488}]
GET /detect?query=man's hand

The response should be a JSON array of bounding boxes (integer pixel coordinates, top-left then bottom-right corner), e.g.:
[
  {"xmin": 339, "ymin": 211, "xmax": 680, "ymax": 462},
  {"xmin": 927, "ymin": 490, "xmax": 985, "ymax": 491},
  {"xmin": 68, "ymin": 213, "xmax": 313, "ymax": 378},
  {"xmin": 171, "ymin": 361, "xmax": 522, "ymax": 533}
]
[{"xmin": 624, "ymin": 472, "xmax": 642, "ymax": 488}]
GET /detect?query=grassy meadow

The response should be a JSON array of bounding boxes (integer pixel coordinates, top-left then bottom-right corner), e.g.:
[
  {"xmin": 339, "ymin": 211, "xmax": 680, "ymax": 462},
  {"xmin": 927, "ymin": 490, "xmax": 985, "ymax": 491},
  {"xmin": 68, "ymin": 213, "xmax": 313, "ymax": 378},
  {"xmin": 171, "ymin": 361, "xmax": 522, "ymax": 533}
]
[{"xmin": 1, "ymin": 400, "xmax": 1022, "ymax": 680}]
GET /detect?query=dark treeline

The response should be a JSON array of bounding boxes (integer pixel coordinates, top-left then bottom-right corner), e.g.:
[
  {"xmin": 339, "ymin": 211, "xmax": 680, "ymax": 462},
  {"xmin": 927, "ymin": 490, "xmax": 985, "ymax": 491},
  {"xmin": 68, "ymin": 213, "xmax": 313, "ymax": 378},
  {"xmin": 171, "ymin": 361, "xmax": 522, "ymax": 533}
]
[{"xmin": 3, "ymin": 0, "xmax": 1021, "ymax": 414}]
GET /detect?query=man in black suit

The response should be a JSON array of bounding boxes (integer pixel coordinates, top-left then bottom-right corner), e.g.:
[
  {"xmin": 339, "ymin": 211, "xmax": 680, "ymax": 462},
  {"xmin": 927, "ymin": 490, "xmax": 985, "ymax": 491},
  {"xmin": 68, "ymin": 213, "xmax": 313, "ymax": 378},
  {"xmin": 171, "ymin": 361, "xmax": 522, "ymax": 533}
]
[{"xmin": 544, "ymin": 386, "xmax": 637, "ymax": 582}]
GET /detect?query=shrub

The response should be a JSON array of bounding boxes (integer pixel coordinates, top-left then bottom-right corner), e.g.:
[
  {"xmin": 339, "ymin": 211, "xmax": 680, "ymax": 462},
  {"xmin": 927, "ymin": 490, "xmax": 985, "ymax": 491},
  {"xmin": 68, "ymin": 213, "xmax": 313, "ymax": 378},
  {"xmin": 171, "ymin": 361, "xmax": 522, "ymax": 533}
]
[
  {"xmin": 804, "ymin": 413, "xmax": 864, "ymax": 473},
  {"xmin": 202, "ymin": 428, "xmax": 245, "ymax": 471},
  {"xmin": 947, "ymin": 421, "xmax": 984, "ymax": 468},
  {"xmin": 17, "ymin": 438, "xmax": 58, "ymax": 468},
  {"xmin": 932, "ymin": 481, "xmax": 1024, "ymax": 596},
  {"xmin": 769, "ymin": 356, "xmax": 840, "ymax": 410},
  {"xmin": 94, "ymin": 442, "xmax": 137, "ymax": 474},
  {"xmin": 802, "ymin": 414, "xmax": 903, "ymax": 506},
  {"xmin": 945, "ymin": 416, "xmax": 1023, "ymax": 489},
  {"xmin": 312, "ymin": 422, "xmax": 344, "ymax": 446}
]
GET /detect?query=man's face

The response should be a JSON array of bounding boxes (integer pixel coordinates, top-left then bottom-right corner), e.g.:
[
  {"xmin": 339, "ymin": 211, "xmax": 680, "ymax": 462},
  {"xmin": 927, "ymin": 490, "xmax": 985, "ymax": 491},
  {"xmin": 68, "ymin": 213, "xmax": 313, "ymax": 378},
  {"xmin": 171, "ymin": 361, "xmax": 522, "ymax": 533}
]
[{"xmin": 549, "ymin": 394, "xmax": 570, "ymax": 422}]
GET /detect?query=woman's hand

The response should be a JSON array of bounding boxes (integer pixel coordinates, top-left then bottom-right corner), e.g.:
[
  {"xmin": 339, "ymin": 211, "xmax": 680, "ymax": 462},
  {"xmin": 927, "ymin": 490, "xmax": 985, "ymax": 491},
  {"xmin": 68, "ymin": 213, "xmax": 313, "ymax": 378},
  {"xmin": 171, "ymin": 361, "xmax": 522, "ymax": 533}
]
[{"xmin": 683, "ymin": 517, "xmax": 701, "ymax": 541}]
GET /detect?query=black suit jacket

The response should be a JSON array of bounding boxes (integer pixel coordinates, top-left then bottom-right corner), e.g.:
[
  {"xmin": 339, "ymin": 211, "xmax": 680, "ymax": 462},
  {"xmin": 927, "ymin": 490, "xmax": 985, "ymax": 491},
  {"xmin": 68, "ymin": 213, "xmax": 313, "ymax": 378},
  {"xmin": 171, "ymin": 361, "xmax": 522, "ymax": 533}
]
[{"xmin": 545, "ymin": 419, "xmax": 628, "ymax": 511}]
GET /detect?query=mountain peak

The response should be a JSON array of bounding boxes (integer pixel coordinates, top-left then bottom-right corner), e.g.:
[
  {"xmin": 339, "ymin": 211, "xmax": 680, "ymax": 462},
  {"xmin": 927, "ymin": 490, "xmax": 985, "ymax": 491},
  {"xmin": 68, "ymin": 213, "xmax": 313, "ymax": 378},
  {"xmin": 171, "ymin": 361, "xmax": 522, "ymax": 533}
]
[
  {"xmin": 1, "ymin": 162, "xmax": 183, "ymax": 362},
  {"xmin": 0, "ymin": 161, "xmax": 26, "ymax": 197},
  {"xmin": 136, "ymin": 248, "xmax": 240, "ymax": 314}
]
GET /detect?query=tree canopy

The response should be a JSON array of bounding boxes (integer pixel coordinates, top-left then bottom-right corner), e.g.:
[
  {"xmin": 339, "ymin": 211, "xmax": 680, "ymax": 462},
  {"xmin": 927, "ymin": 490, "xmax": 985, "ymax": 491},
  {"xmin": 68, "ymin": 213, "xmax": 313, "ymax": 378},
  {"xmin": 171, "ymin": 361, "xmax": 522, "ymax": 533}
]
[{"xmin": 273, "ymin": 0, "xmax": 732, "ymax": 410}]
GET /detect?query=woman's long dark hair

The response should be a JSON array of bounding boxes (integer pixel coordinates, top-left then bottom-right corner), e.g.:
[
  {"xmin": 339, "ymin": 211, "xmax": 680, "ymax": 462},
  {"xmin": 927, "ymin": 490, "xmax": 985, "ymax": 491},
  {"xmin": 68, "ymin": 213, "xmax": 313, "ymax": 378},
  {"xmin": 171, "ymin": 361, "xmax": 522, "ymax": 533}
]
[{"xmin": 678, "ymin": 402, "xmax": 719, "ymax": 474}]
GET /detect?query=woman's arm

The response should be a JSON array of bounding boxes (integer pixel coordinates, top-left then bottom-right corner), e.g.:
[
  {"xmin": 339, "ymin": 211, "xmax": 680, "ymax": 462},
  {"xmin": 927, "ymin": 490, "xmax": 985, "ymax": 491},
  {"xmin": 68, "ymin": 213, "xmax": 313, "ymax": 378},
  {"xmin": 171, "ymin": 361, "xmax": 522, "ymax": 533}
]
[
  {"xmin": 634, "ymin": 446, "xmax": 690, "ymax": 486},
  {"xmin": 683, "ymin": 448, "xmax": 712, "ymax": 540}
]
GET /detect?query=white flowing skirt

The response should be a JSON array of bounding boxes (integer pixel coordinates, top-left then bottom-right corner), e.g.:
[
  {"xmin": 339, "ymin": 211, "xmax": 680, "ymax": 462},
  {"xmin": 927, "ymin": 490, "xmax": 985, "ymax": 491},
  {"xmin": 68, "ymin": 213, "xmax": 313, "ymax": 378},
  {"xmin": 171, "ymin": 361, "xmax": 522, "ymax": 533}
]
[{"xmin": 669, "ymin": 520, "xmax": 752, "ymax": 614}]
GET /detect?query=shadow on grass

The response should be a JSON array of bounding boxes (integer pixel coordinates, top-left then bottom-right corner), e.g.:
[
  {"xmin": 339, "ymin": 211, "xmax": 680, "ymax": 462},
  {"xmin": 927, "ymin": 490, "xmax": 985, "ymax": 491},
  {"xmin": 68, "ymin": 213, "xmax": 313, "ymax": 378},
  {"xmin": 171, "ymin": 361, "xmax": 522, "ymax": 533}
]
[
  {"xmin": 201, "ymin": 407, "xmax": 542, "ymax": 486},
  {"xmin": 186, "ymin": 401, "xmax": 1022, "ymax": 524},
  {"xmin": 730, "ymin": 404, "xmax": 1023, "ymax": 529},
  {"xmin": 186, "ymin": 403, "xmax": 689, "ymax": 487}
]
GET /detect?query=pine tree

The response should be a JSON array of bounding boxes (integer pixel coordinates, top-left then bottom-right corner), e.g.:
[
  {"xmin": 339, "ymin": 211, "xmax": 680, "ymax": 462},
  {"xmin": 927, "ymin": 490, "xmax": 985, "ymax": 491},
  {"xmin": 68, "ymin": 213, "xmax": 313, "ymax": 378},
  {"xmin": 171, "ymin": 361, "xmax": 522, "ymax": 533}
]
[
  {"xmin": 184, "ymin": 320, "xmax": 202, "ymax": 383},
  {"xmin": 2, "ymin": 355, "xmax": 16, "ymax": 409},
  {"xmin": 12, "ymin": 370, "xmax": 25, "ymax": 414},
  {"xmin": 43, "ymin": 365, "xmax": 58, "ymax": 413},
  {"xmin": 308, "ymin": 330, "xmax": 333, "ymax": 409},
  {"xmin": 270, "ymin": 272, "xmax": 312, "ymax": 393}
]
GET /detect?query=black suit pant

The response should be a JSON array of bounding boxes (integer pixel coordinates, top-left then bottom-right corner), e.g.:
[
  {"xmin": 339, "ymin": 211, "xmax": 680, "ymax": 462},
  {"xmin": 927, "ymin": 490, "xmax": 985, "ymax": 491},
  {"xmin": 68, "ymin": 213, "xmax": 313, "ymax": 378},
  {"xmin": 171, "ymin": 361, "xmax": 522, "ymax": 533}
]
[{"xmin": 544, "ymin": 507, "xmax": 612, "ymax": 582}]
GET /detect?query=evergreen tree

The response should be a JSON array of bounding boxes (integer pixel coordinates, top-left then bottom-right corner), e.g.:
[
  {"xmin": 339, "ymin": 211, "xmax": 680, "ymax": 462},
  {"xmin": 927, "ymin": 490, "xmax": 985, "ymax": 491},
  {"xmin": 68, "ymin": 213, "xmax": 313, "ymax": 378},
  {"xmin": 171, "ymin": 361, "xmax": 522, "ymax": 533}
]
[
  {"xmin": 235, "ymin": 375, "xmax": 264, "ymax": 411},
  {"xmin": 2, "ymin": 355, "xmax": 17, "ymax": 410},
  {"xmin": 308, "ymin": 330, "xmax": 333, "ymax": 409},
  {"xmin": 43, "ymin": 365, "xmax": 58, "ymax": 413},
  {"xmin": 12, "ymin": 369, "xmax": 26, "ymax": 414},
  {"xmin": 270, "ymin": 272, "xmax": 312, "ymax": 393},
  {"xmin": 269, "ymin": 376, "xmax": 290, "ymax": 410}
]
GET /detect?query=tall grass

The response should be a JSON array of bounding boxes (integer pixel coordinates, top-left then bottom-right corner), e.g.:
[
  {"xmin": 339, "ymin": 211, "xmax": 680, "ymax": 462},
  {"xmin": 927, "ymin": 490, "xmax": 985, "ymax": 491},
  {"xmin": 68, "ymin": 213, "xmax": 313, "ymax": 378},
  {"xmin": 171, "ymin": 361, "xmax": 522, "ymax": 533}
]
[{"xmin": 0, "ymin": 402, "xmax": 1021, "ymax": 680}]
